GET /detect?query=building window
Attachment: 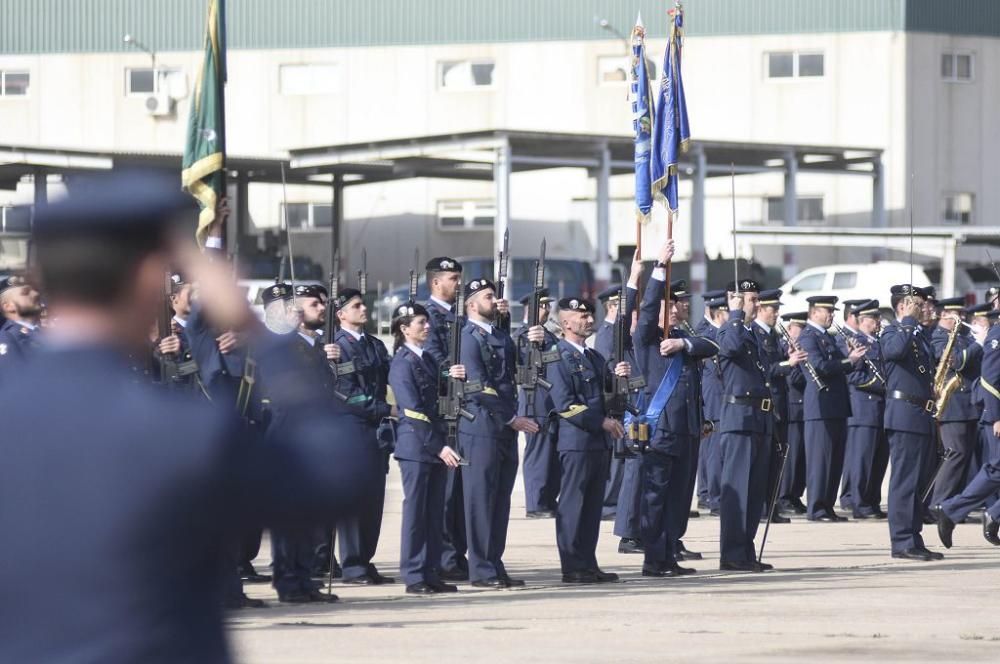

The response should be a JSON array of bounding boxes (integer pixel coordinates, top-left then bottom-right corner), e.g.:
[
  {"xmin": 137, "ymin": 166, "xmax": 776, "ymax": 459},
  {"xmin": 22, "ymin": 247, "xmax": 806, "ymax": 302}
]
[
  {"xmin": 766, "ymin": 52, "xmax": 824, "ymax": 79},
  {"xmin": 764, "ymin": 196, "xmax": 824, "ymax": 225},
  {"xmin": 438, "ymin": 60, "xmax": 495, "ymax": 90},
  {"xmin": 282, "ymin": 202, "xmax": 332, "ymax": 229},
  {"xmin": 941, "ymin": 52, "xmax": 974, "ymax": 82},
  {"xmin": 279, "ymin": 63, "xmax": 338, "ymax": 95},
  {"xmin": 0, "ymin": 70, "xmax": 30, "ymax": 97},
  {"xmin": 0, "ymin": 205, "xmax": 31, "ymax": 232},
  {"xmin": 437, "ymin": 200, "xmax": 495, "ymax": 230},
  {"xmin": 125, "ymin": 68, "xmax": 185, "ymax": 96},
  {"xmin": 597, "ymin": 55, "xmax": 657, "ymax": 86},
  {"xmin": 943, "ymin": 193, "xmax": 973, "ymax": 225}
]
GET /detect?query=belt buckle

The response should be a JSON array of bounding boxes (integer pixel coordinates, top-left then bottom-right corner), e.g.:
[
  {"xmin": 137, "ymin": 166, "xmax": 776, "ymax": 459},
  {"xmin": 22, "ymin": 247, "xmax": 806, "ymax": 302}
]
[
  {"xmin": 925, "ymin": 400, "xmax": 935, "ymax": 414},
  {"xmin": 761, "ymin": 398, "xmax": 772, "ymax": 412}
]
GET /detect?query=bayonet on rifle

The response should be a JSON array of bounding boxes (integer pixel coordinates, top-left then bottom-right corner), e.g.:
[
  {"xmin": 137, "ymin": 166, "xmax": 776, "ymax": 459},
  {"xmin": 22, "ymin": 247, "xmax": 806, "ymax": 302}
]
[
  {"xmin": 439, "ymin": 285, "xmax": 478, "ymax": 453},
  {"xmin": 607, "ymin": 267, "xmax": 646, "ymax": 457},
  {"xmin": 495, "ymin": 228, "xmax": 511, "ymax": 333},
  {"xmin": 515, "ymin": 240, "xmax": 558, "ymax": 419},
  {"xmin": 324, "ymin": 249, "xmax": 350, "ymax": 400}
]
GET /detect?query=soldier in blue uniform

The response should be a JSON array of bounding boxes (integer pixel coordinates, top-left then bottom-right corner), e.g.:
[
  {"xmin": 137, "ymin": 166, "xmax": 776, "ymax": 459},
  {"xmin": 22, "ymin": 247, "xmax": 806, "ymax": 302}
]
[
  {"xmin": 776, "ymin": 312, "xmax": 809, "ymax": 514},
  {"xmin": 835, "ymin": 298, "xmax": 871, "ymax": 511},
  {"xmin": 934, "ymin": 291, "xmax": 1000, "ymax": 548},
  {"xmin": 841, "ymin": 300, "xmax": 888, "ymax": 518},
  {"xmin": 594, "ymin": 284, "xmax": 625, "ymax": 522},
  {"xmin": 459, "ymin": 277, "xmax": 542, "ymax": 587},
  {"xmin": 422, "ymin": 256, "xmax": 469, "ymax": 580},
  {"xmin": 154, "ymin": 273, "xmax": 204, "ymax": 391},
  {"xmin": 930, "ymin": 297, "xmax": 984, "ymax": 506},
  {"xmin": 882, "ymin": 285, "xmax": 943, "ymax": 560},
  {"xmin": 514, "ymin": 289, "xmax": 560, "ymax": 518},
  {"xmin": 547, "ymin": 297, "xmax": 631, "ymax": 583},
  {"xmin": 332, "ymin": 287, "xmax": 395, "ymax": 585},
  {"xmin": 633, "ymin": 241, "xmax": 718, "ymax": 577},
  {"xmin": 716, "ymin": 280, "xmax": 774, "ymax": 571},
  {"xmin": 388, "ymin": 300, "xmax": 465, "ymax": 594},
  {"xmin": 0, "ymin": 275, "xmax": 43, "ymax": 369},
  {"xmin": 0, "ymin": 170, "xmax": 379, "ymax": 662},
  {"xmin": 798, "ymin": 295, "xmax": 866, "ymax": 521},
  {"xmin": 696, "ymin": 290, "xmax": 729, "ymax": 515}
]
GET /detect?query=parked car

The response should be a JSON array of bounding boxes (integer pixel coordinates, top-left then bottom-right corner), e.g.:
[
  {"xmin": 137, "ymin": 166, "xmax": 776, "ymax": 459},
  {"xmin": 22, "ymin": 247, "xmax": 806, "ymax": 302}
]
[
  {"xmin": 377, "ymin": 257, "xmax": 622, "ymax": 331},
  {"xmin": 779, "ymin": 261, "xmax": 932, "ymax": 321}
]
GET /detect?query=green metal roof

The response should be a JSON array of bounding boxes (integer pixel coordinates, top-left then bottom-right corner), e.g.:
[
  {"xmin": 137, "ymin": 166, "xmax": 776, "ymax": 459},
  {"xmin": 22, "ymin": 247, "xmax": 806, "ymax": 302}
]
[{"xmin": 1, "ymin": 0, "xmax": 997, "ymax": 55}]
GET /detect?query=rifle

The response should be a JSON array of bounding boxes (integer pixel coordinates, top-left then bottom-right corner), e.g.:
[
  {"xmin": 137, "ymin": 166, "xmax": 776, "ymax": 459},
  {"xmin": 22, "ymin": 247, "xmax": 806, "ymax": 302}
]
[
  {"xmin": 324, "ymin": 250, "xmax": 349, "ymax": 401},
  {"xmin": 495, "ymin": 228, "xmax": 511, "ymax": 333},
  {"xmin": 158, "ymin": 272, "xmax": 181, "ymax": 385},
  {"xmin": 408, "ymin": 249, "xmax": 419, "ymax": 301},
  {"xmin": 515, "ymin": 240, "xmax": 557, "ymax": 420},
  {"xmin": 438, "ymin": 286, "xmax": 478, "ymax": 456},
  {"xmin": 608, "ymin": 267, "xmax": 647, "ymax": 458}
]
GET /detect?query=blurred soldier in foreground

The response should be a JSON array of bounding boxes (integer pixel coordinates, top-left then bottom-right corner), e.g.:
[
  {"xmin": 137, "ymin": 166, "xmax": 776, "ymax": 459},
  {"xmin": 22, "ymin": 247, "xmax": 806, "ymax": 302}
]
[
  {"xmin": 0, "ymin": 274, "xmax": 43, "ymax": 369},
  {"xmin": 0, "ymin": 171, "xmax": 378, "ymax": 662}
]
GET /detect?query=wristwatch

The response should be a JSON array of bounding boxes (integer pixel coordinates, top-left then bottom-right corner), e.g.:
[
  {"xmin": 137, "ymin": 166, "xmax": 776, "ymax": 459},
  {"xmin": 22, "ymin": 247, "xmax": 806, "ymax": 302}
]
[{"xmin": 654, "ymin": 261, "xmax": 668, "ymax": 268}]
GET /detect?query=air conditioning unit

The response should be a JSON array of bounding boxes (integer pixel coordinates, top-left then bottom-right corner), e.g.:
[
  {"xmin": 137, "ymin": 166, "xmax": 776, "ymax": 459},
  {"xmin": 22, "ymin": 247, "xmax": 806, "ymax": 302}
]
[{"xmin": 144, "ymin": 93, "xmax": 174, "ymax": 117}]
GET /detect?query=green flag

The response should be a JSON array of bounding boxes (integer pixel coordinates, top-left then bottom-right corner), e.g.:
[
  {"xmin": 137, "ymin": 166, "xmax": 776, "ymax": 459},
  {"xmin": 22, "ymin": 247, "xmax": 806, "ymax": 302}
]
[{"xmin": 182, "ymin": 0, "xmax": 226, "ymax": 248}]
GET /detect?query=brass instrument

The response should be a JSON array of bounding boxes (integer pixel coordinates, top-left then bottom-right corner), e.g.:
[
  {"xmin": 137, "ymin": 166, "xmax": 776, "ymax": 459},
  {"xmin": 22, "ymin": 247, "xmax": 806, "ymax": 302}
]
[
  {"xmin": 776, "ymin": 322, "xmax": 827, "ymax": 392},
  {"xmin": 933, "ymin": 315, "xmax": 963, "ymax": 418},
  {"xmin": 832, "ymin": 323, "xmax": 885, "ymax": 385}
]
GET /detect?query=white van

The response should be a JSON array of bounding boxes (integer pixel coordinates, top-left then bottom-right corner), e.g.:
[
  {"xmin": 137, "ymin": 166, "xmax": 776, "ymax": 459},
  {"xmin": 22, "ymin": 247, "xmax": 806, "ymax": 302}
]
[{"xmin": 778, "ymin": 262, "xmax": 932, "ymax": 319}]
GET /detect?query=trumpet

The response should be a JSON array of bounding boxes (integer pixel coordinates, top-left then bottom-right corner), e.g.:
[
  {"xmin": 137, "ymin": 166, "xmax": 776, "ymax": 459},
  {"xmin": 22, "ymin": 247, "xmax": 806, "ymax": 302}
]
[
  {"xmin": 776, "ymin": 322, "xmax": 827, "ymax": 392},
  {"xmin": 832, "ymin": 322, "xmax": 886, "ymax": 385}
]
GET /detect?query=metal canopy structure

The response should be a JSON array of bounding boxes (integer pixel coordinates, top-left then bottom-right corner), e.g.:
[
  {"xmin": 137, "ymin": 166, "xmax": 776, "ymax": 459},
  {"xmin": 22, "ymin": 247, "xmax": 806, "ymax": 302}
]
[{"xmin": 290, "ymin": 129, "xmax": 884, "ymax": 290}]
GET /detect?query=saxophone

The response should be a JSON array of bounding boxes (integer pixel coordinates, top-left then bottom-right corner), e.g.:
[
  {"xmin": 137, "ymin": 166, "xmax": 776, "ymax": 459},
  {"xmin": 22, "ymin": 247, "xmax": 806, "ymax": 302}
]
[{"xmin": 933, "ymin": 318, "xmax": 962, "ymax": 418}]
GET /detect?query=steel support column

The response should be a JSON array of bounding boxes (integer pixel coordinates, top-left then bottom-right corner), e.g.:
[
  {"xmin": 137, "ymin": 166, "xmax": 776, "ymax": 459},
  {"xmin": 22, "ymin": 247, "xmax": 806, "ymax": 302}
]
[
  {"xmin": 782, "ymin": 151, "xmax": 798, "ymax": 281},
  {"xmin": 690, "ymin": 147, "xmax": 707, "ymax": 319},
  {"xmin": 595, "ymin": 143, "xmax": 611, "ymax": 285}
]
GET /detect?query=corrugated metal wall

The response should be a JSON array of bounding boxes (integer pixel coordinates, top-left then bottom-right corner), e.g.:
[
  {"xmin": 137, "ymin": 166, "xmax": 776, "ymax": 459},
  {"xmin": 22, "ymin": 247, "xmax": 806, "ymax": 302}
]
[{"xmin": 0, "ymin": 0, "xmax": 994, "ymax": 55}]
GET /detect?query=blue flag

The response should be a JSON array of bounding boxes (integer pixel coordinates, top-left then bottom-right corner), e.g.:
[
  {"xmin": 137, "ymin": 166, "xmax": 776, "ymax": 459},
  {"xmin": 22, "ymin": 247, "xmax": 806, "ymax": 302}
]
[
  {"xmin": 651, "ymin": 5, "xmax": 690, "ymax": 212},
  {"xmin": 631, "ymin": 18, "xmax": 654, "ymax": 224}
]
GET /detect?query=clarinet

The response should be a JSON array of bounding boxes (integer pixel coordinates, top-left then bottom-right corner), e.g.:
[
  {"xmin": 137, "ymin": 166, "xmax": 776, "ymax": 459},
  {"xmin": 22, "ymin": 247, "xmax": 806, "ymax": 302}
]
[
  {"xmin": 832, "ymin": 323, "xmax": 885, "ymax": 385},
  {"xmin": 776, "ymin": 322, "xmax": 827, "ymax": 392}
]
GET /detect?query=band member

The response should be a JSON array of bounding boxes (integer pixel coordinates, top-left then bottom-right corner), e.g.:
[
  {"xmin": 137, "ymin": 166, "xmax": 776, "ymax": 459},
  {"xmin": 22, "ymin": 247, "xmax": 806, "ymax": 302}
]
[{"xmin": 777, "ymin": 312, "xmax": 809, "ymax": 514}]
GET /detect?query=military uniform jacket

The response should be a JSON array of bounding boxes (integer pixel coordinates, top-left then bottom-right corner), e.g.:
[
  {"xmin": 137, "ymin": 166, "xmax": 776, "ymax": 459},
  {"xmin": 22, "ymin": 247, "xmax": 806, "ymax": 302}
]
[
  {"xmin": 753, "ymin": 322, "xmax": 791, "ymax": 423},
  {"xmin": 881, "ymin": 316, "xmax": 936, "ymax": 436},
  {"xmin": 332, "ymin": 328, "xmax": 391, "ymax": 427},
  {"xmin": 185, "ymin": 304, "xmax": 248, "ymax": 404},
  {"xmin": 593, "ymin": 285, "xmax": 639, "ymax": 360},
  {"xmin": 546, "ymin": 339, "xmax": 613, "ymax": 452},
  {"xmin": 798, "ymin": 322, "xmax": 856, "ymax": 421},
  {"xmin": 716, "ymin": 310, "xmax": 772, "ymax": 435},
  {"xmin": 698, "ymin": 321, "xmax": 725, "ymax": 423},
  {"xmin": 781, "ymin": 337, "xmax": 807, "ymax": 423},
  {"xmin": 633, "ymin": 276, "xmax": 718, "ymax": 447},
  {"xmin": 389, "ymin": 345, "xmax": 447, "ymax": 463},
  {"xmin": 846, "ymin": 331, "xmax": 885, "ymax": 428},
  {"xmin": 458, "ymin": 321, "xmax": 519, "ymax": 439},
  {"xmin": 513, "ymin": 324, "xmax": 559, "ymax": 418},
  {"xmin": 0, "ymin": 319, "xmax": 39, "ymax": 367},
  {"xmin": 980, "ymin": 324, "xmax": 1000, "ymax": 426},
  {"xmin": 423, "ymin": 298, "xmax": 455, "ymax": 370},
  {"xmin": 932, "ymin": 326, "xmax": 983, "ymax": 422}
]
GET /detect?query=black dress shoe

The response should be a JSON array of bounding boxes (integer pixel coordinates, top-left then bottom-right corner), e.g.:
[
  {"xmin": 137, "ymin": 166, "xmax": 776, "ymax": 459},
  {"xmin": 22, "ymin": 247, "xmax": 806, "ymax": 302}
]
[
  {"xmin": 308, "ymin": 590, "xmax": 339, "ymax": 603},
  {"xmin": 526, "ymin": 510, "xmax": 556, "ymax": 519},
  {"xmin": 709, "ymin": 508, "xmax": 720, "ymax": 517},
  {"xmin": 763, "ymin": 513, "xmax": 791, "ymax": 524},
  {"xmin": 369, "ymin": 572, "xmax": 395, "ymax": 585},
  {"xmin": 641, "ymin": 565, "xmax": 669, "ymax": 577},
  {"xmin": 720, "ymin": 561, "xmax": 761, "ymax": 572},
  {"xmin": 428, "ymin": 581, "xmax": 459, "ymax": 593},
  {"xmin": 225, "ymin": 593, "xmax": 267, "ymax": 609},
  {"xmin": 667, "ymin": 562, "xmax": 697, "ymax": 576},
  {"xmin": 688, "ymin": 510, "xmax": 701, "ymax": 518},
  {"xmin": 697, "ymin": 499, "xmax": 710, "ymax": 510},
  {"xmin": 810, "ymin": 512, "xmax": 847, "ymax": 523},
  {"xmin": 984, "ymin": 512, "xmax": 1000, "ymax": 546},
  {"xmin": 498, "ymin": 574, "xmax": 525, "ymax": 588},
  {"xmin": 405, "ymin": 582, "xmax": 435, "ymax": 595},
  {"xmin": 312, "ymin": 563, "xmax": 343, "ymax": 580},
  {"xmin": 439, "ymin": 568, "xmax": 470, "ymax": 582},
  {"xmin": 922, "ymin": 512, "xmax": 938, "ymax": 525},
  {"xmin": 618, "ymin": 538, "xmax": 644, "ymax": 554},
  {"xmin": 562, "ymin": 570, "xmax": 599, "ymax": 584},
  {"xmin": 471, "ymin": 577, "xmax": 505, "ymax": 589},
  {"xmin": 675, "ymin": 543, "xmax": 703, "ymax": 560},
  {"xmin": 592, "ymin": 569, "xmax": 620, "ymax": 583},
  {"xmin": 277, "ymin": 590, "xmax": 313, "ymax": 604},
  {"xmin": 930, "ymin": 505, "xmax": 955, "ymax": 549},
  {"xmin": 891, "ymin": 548, "xmax": 933, "ymax": 561},
  {"xmin": 917, "ymin": 547, "xmax": 944, "ymax": 561},
  {"xmin": 243, "ymin": 572, "xmax": 272, "ymax": 583},
  {"xmin": 782, "ymin": 497, "xmax": 807, "ymax": 514},
  {"xmin": 341, "ymin": 575, "xmax": 375, "ymax": 585}
]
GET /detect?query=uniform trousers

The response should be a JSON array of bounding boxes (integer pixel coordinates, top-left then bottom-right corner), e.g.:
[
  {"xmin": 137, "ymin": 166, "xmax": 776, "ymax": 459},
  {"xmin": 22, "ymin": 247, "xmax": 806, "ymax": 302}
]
[
  {"xmin": 440, "ymin": 466, "xmax": 468, "ymax": 573},
  {"xmin": 700, "ymin": 429, "xmax": 723, "ymax": 510},
  {"xmin": 556, "ymin": 449, "xmax": 608, "ymax": 574},
  {"xmin": 778, "ymin": 420, "xmax": 807, "ymax": 506},
  {"xmin": 460, "ymin": 433, "xmax": 519, "ymax": 582},
  {"xmin": 931, "ymin": 420, "xmax": 979, "ymax": 507},
  {"xmin": 844, "ymin": 425, "xmax": 889, "ymax": 516},
  {"xmin": 640, "ymin": 449, "xmax": 678, "ymax": 568},
  {"xmin": 522, "ymin": 418, "xmax": 560, "ymax": 513},
  {"xmin": 672, "ymin": 436, "xmax": 699, "ymax": 554},
  {"xmin": 602, "ymin": 451, "xmax": 626, "ymax": 519},
  {"xmin": 942, "ymin": 427, "xmax": 1000, "ymax": 523},
  {"xmin": 886, "ymin": 429, "xmax": 932, "ymax": 552},
  {"xmin": 805, "ymin": 418, "xmax": 847, "ymax": 518},
  {"xmin": 339, "ymin": 435, "xmax": 387, "ymax": 581},
  {"xmin": 613, "ymin": 455, "xmax": 643, "ymax": 540},
  {"xmin": 718, "ymin": 431, "xmax": 769, "ymax": 564},
  {"xmin": 271, "ymin": 529, "xmax": 318, "ymax": 596},
  {"xmin": 398, "ymin": 459, "xmax": 447, "ymax": 586}
]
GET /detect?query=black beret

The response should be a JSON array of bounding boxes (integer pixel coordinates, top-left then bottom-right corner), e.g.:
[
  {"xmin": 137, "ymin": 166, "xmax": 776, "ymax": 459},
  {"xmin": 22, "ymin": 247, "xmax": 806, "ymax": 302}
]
[
  {"xmin": 597, "ymin": 284, "xmax": 622, "ymax": 302},
  {"xmin": 758, "ymin": 289, "xmax": 783, "ymax": 306},
  {"xmin": 168, "ymin": 273, "xmax": 188, "ymax": 295},
  {"xmin": 890, "ymin": 284, "xmax": 926, "ymax": 298},
  {"xmin": 726, "ymin": 279, "xmax": 760, "ymax": 293},
  {"xmin": 558, "ymin": 297, "xmax": 595, "ymax": 314},
  {"xmin": 464, "ymin": 278, "xmax": 495, "ymax": 300},
  {"xmin": 31, "ymin": 169, "xmax": 195, "ymax": 239},
  {"xmin": 669, "ymin": 279, "xmax": 689, "ymax": 301},
  {"xmin": 922, "ymin": 285, "xmax": 937, "ymax": 301},
  {"xmin": 936, "ymin": 296, "xmax": 964, "ymax": 311},
  {"xmin": 392, "ymin": 301, "xmax": 429, "ymax": 320},
  {"xmin": 852, "ymin": 299, "xmax": 881, "ymax": 317},
  {"xmin": 806, "ymin": 295, "xmax": 839, "ymax": 309},
  {"xmin": 426, "ymin": 257, "xmax": 462, "ymax": 273},
  {"xmin": 262, "ymin": 282, "xmax": 293, "ymax": 305},
  {"xmin": 0, "ymin": 275, "xmax": 29, "ymax": 295},
  {"xmin": 780, "ymin": 311, "xmax": 807, "ymax": 325},
  {"xmin": 295, "ymin": 284, "xmax": 328, "ymax": 300},
  {"xmin": 334, "ymin": 287, "xmax": 363, "ymax": 308},
  {"xmin": 985, "ymin": 287, "xmax": 999, "ymax": 304}
]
